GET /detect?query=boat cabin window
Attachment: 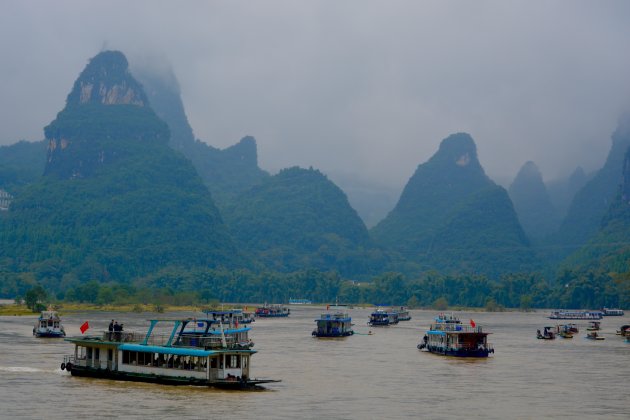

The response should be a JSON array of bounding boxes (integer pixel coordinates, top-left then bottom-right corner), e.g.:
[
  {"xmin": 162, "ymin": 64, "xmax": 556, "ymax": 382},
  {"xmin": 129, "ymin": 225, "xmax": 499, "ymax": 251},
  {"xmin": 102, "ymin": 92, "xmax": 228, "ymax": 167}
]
[
  {"xmin": 76, "ymin": 346, "xmax": 87, "ymax": 360},
  {"xmin": 121, "ymin": 351, "xmax": 207, "ymax": 371},
  {"xmin": 227, "ymin": 355, "xmax": 240, "ymax": 368}
]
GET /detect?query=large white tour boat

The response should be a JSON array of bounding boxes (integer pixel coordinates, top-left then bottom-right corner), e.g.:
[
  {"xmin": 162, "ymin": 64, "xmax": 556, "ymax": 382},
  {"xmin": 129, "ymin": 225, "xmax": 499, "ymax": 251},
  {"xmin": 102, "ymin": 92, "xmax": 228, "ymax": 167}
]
[{"xmin": 548, "ymin": 310, "xmax": 603, "ymax": 320}]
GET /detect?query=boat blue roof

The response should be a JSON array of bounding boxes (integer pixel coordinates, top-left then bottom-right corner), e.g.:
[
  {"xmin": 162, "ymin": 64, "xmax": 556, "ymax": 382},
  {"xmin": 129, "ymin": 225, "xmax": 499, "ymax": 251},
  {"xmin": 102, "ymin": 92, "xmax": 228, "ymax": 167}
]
[
  {"xmin": 120, "ymin": 344, "xmax": 216, "ymax": 357},
  {"xmin": 316, "ymin": 317, "xmax": 352, "ymax": 322},
  {"xmin": 202, "ymin": 327, "xmax": 250, "ymax": 335}
]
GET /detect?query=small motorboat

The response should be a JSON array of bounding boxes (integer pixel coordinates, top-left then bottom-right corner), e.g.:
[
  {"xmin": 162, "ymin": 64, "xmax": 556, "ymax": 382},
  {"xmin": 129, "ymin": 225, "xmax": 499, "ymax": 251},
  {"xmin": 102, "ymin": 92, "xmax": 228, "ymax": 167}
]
[
  {"xmin": 586, "ymin": 332, "xmax": 605, "ymax": 340},
  {"xmin": 537, "ymin": 326, "xmax": 556, "ymax": 340},
  {"xmin": 615, "ymin": 325, "xmax": 630, "ymax": 336},
  {"xmin": 586, "ymin": 321, "xmax": 601, "ymax": 331},
  {"xmin": 556, "ymin": 324, "xmax": 575, "ymax": 338}
]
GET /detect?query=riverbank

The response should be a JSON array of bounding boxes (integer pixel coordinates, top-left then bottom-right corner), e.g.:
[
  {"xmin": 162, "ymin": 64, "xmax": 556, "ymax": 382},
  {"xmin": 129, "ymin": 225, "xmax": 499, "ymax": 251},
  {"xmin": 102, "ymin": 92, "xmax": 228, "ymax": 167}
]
[{"xmin": 0, "ymin": 303, "xmax": 206, "ymax": 316}]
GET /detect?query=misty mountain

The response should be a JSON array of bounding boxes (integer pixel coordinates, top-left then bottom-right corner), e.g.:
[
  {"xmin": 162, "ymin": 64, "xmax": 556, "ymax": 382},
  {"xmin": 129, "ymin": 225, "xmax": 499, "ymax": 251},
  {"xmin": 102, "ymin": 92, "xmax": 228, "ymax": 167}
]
[
  {"xmin": 0, "ymin": 139, "xmax": 46, "ymax": 191},
  {"xmin": 553, "ymin": 115, "xmax": 630, "ymax": 255},
  {"xmin": 371, "ymin": 133, "xmax": 537, "ymax": 276},
  {"xmin": 134, "ymin": 66, "xmax": 269, "ymax": 210},
  {"xmin": 0, "ymin": 50, "xmax": 240, "ymax": 284},
  {"xmin": 563, "ymin": 146, "xmax": 630, "ymax": 272},
  {"xmin": 547, "ymin": 166, "xmax": 589, "ymax": 220},
  {"xmin": 224, "ymin": 166, "xmax": 387, "ymax": 277},
  {"xmin": 508, "ymin": 161, "xmax": 560, "ymax": 241}
]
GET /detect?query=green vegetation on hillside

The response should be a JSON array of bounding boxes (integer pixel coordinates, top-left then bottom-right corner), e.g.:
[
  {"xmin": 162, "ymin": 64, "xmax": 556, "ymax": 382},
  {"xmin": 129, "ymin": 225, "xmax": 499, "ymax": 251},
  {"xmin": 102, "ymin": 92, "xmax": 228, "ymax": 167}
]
[
  {"xmin": 0, "ymin": 140, "xmax": 46, "ymax": 191},
  {"xmin": 225, "ymin": 166, "xmax": 387, "ymax": 277},
  {"xmin": 5, "ymin": 267, "xmax": 627, "ymax": 311}
]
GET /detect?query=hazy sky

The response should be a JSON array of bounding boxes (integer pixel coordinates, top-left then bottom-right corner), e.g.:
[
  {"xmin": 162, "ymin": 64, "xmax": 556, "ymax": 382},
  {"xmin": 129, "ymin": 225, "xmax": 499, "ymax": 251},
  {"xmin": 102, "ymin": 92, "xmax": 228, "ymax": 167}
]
[{"xmin": 2, "ymin": 1, "xmax": 630, "ymax": 188}]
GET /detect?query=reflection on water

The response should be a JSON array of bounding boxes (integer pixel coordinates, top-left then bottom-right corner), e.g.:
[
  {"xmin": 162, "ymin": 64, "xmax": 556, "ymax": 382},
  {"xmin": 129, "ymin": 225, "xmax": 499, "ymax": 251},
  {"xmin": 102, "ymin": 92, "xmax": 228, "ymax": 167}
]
[{"xmin": 0, "ymin": 308, "xmax": 628, "ymax": 419}]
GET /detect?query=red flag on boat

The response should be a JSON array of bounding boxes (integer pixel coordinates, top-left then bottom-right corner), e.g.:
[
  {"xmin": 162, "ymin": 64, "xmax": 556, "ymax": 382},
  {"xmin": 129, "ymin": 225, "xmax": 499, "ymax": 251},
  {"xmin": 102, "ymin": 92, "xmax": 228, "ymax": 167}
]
[
  {"xmin": 80, "ymin": 321, "xmax": 89, "ymax": 334},
  {"xmin": 470, "ymin": 319, "xmax": 476, "ymax": 328}
]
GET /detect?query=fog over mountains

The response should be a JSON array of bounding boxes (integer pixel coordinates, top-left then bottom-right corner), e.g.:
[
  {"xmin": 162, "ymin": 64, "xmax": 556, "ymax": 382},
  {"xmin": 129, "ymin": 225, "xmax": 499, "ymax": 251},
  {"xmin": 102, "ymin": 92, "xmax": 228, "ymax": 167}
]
[{"xmin": 2, "ymin": 1, "xmax": 630, "ymax": 191}]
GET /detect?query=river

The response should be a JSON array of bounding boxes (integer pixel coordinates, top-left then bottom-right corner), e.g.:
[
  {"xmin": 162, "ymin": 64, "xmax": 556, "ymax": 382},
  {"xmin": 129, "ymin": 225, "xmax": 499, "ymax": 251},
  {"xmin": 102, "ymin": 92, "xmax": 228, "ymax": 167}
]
[{"xmin": 0, "ymin": 307, "xmax": 628, "ymax": 419}]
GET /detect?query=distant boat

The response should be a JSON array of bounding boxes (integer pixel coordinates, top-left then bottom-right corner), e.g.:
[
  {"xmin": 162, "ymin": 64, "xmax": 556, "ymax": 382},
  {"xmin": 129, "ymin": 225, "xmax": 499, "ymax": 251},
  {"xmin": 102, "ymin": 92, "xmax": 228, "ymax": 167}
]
[
  {"xmin": 417, "ymin": 313, "xmax": 494, "ymax": 357},
  {"xmin": 368, "ymin": 308, "xmax": 399, "ymax": 326},
  {"xmin": 615, "ymin": 325, "xmax": 630, "ymax": 336},
  {"xmin": 396, "ymin": 306, "xmax": 412, "ymax": 321},
  {"xmin": 548, "ymin": 310, "xmax": 602, "ymax": 320},
  {"xmin": 255, "ymin": 304, "xmax": 290, "ymax": 318},
  {"xmin": 33, "ymin": 310, "xmax": 65, "ymax": 338},
  {"xmin": 601, "ymin": 308, "xmax": 624, "ymax": 316},
  {"xmin": 61, "ymin": 310, "xmax": 279, "ymax": 389},
  {"xmin": 312, "ymin": 309, "xmax": 354, "ymax": 338},
  {"xmin": 556, "ymin": 324, "xmax": 576, "ymax": 338},
  {"xmin": 537, "ymin": 326, "xmax": 556, "ymax": 340},
  {"xmin": 204, "ymin": 309, "xmax": 254, "ymax": 324},
  {"xmin": 586, "ymin": 331, "xmax": 605, "ymax": 340},
  {"xmin": 586, "ymin": 321, "xmax": 601, "ymax": 331}
]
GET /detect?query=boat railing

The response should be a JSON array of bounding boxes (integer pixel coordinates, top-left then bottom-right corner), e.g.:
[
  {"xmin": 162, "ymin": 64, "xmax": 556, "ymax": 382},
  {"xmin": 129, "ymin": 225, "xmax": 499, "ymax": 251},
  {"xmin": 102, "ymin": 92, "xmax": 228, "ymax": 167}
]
[
  {"xmin": 143, "ymin": 333, "xmax": 252, "ymax": 350},
  {"xmin": 319, "ymin": 313, "xmax": 350, "ymax": 320},
  {"xmin": 430, "ymin": 324, "xmax": 483, "ymax": 333},
  {"xmin": 101, "ymin": 331, "xmax": 144, "ymax": 343}
]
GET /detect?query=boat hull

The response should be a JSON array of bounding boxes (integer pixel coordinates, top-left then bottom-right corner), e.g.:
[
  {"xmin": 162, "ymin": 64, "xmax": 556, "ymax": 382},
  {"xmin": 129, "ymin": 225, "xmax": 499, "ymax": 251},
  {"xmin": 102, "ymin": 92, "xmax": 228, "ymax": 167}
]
[
  {"xmin": 67, "ymin": 365, "xmax": 277, "ymax": 390},
  {"xmin": 312, "ymin": 331, "xmax": 354, "ymax": 338},
  {"xmin": 424, "ymin": 345, "xmax": 492, "ymax": 358},
  {"xmin": 34, "ymin": 331, "xmax": 65, "ymax": 338}
]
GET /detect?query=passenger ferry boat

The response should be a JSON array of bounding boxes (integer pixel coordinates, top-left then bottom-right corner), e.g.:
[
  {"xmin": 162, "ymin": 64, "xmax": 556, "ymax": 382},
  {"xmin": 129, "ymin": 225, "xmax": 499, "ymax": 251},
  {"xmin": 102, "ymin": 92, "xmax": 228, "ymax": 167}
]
[
  {"xmin": 60, "ymin": 310, "xmax": 279, "ymax": 389},
  {"xmin": 220, "ymin": 309, "xmax": 255, "ymax": 324},
  {"xmin": 417, "ymin": 314, "xmax": 493, "ymax": 357},
  {"xmin": 601, "ymin": 308, "xmax": 624, "ymax": 316},
  {"xmin": 312, "ymin": 308, "xmax": 354, "ymax": 337},
  {"xmin": 255, "ymin": 304, "xmax": 290, "ymax": 318},
  {"xmin": 396, "ymin": 306, "xmax": 411, "ymax": 321},
  {"xmin": 33, "ymin": 310, "xmax": 65, "ymax": 338},
  {"xmin": 548, "ymin": 310, "xmax": 603, "ymax": 320},
  {"xmin": 368, "ymin": 308, "xmax": 399, "ymax": 326}
]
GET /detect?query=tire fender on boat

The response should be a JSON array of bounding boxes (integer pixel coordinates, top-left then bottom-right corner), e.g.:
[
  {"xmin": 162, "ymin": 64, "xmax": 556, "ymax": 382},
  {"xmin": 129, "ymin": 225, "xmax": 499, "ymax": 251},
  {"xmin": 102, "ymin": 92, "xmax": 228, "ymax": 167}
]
[
  {"xmin": 65, "ymin": 362, "xmax": 73, "ymax": 371},
  {"xmin": 60, "ymin": 362, "xmax": 66, "ymax": 371}
]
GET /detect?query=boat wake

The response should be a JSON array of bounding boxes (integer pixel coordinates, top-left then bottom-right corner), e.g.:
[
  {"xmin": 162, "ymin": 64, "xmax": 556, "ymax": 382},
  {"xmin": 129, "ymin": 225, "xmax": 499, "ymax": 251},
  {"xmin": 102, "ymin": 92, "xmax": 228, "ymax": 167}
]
[{"xmin": 0, "ymin": 366, "xmax": 60, "ymax": 373}]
